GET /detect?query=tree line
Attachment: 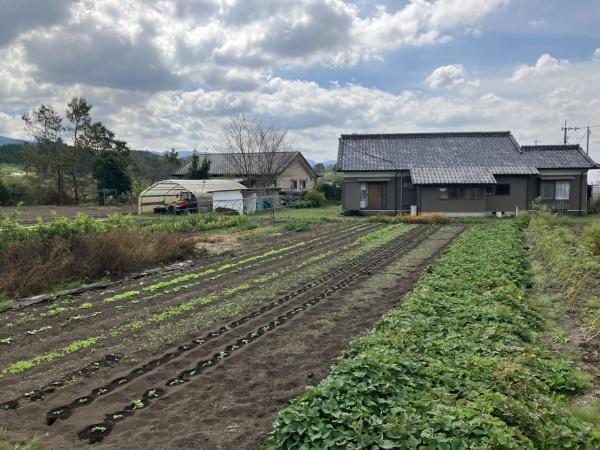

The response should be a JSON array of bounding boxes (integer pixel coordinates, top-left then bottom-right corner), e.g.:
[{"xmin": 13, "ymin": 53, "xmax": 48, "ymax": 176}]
[{"xmin": 0, "ymin": 97, "xmax": 181, "ymax": 206}]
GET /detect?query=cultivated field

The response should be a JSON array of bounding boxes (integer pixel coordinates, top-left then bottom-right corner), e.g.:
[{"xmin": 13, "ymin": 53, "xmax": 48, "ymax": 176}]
[{"xmin": 0, "ymin": 221, "xmax": 462, "ymax": 448}]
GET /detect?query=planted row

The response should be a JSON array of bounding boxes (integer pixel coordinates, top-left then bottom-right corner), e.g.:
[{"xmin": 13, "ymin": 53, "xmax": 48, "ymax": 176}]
[{"xmin": 265, "ymin": 222, "xmax": 597, "ymax": 449}]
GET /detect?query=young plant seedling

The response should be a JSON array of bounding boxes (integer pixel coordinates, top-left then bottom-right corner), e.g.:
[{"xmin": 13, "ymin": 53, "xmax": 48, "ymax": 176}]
[{"xmin": 131, "ymin": 399, "xmax": 144, "ymax": 410}]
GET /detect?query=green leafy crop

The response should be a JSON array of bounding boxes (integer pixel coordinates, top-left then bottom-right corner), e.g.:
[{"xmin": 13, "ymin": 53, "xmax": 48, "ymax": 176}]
[{"xmin": 265, "ymin": 223, "xmax": 598, "ymax": 449}]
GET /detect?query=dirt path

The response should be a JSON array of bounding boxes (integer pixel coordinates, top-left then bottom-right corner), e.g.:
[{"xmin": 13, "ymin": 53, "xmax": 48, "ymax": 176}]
[{"xmin": 0, "ymin": 224, "xmax": 462, "ymax": 448}]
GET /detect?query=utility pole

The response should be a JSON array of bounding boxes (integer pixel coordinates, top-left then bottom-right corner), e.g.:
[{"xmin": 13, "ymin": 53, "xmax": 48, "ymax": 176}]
[
  {"xmin": 586, "ymin": 126, "xmax": 591, "ymax": 155},
  {"xmin": 561, "ymin": 121, "xmax": 580, "ymax": 144}
]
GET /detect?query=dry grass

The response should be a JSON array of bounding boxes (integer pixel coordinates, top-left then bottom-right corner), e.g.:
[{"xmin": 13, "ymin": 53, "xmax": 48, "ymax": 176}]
[{"xmin": 0, "ymin": 230, "xmax": 196, "ymax": 299}]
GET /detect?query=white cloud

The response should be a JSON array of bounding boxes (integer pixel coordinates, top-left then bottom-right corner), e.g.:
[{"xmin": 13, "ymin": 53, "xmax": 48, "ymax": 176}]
[
  {"xmin": 509, "ymin": 53, "xmax": 569, "ymax": 82},
  {"xmin": 425, "ymin": 64, "xmax": 466, "ymax": 88},
  {"xmin": 2, "ymin": 1, "xmax": 600, "ymax": 175}
]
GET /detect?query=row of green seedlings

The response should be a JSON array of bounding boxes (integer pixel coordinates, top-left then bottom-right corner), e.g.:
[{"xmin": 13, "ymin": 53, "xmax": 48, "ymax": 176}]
[
  {"xmin": 0, "ymin": 231, "xmax": 322, "ymax": 338},
  {"xmin": 76, "ymin": 225, "xmax": 432, "ymax": 444},
  {"xmin": 1, "ymin": 223, "xmax": 372, "ymax": 332},
  {"xmin": 0, "ymin": 354, "xmax": 123, "ymax": 411},
  {"xmin": 0, "ymin": 224, "xmax": 375, "ymax": 343},
  {"xmin": 264, "ymin": 222, "xmax": 597, "ymax": 450},
  {"xmin": 0, "ymin": 223, "xmax": 408, "ymax": 379},
  {"xmin": 10, "ymin": 223, "xmax": 418, "ymax": 414}
]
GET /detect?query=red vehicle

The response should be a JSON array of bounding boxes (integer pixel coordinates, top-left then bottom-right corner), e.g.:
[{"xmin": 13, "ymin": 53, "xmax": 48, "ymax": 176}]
[{"xmin": 154, "ymin": 191, "xmax": 198, "ymax": 214}]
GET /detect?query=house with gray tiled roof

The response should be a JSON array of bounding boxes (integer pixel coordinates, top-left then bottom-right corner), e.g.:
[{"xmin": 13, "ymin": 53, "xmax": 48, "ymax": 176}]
[
  {"xmin": 173, "ymin": 151, "xmax": 317, "ymax": 192},
  {"xmin": 337, "ymin": 132, "xmax": 599, "ymax": 216}
]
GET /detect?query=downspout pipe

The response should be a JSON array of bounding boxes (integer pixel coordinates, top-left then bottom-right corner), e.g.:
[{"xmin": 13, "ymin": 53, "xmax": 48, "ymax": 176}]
[
  {"xmin": 400, "ymin": 171, "xmax": 404, "ymax": 215},
  {"xmin": 580, "ymin": 169, "xmax": 586, "ymax": 215},
  {"xmin": 394, "ymin": 170, "xmax": 398, "ymax": 215}
]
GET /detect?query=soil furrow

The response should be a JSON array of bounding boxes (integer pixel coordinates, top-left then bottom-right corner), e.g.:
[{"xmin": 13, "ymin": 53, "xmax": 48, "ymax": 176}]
[
  {"xmin": 0, "ymin": 223, "xmax": 381, "ymax": 368},
  {"xmin": 57, "ymin": 226, "xmax": 441, "ymax": 442}
]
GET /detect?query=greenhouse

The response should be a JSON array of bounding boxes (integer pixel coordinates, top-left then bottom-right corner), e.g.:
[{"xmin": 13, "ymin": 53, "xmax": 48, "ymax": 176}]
[{"xmin": 137, "ymin": 179, "xmax": 247, "ymax": 214}]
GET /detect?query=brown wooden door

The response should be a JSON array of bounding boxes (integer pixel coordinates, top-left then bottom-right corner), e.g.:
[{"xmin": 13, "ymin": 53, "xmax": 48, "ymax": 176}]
[{"xmin": 368, "ymin": 183, "xmax": 381, "ymax": 209}]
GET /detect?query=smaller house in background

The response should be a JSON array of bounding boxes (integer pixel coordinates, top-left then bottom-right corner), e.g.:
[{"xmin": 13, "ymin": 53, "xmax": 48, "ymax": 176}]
[{"xmin": 173, "ymin": 151, "xmax": 317, "ymax": 192}]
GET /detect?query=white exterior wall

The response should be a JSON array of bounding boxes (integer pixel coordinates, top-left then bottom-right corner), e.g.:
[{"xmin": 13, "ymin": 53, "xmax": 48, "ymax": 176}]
[{"xmin": 212, "ymin": 190, "xmax": 244, "ymax": 214}]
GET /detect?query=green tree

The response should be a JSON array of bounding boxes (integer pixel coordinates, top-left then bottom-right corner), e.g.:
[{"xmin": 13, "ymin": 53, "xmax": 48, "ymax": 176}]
[
  {"xmin": 313, "ymin": 162, "xmax": 325, "ymax": 175},
  {"xmin": 186, "ymin": 151, "xmax": 211, "ymax": 179},
  {"xmin": 22, "ymin": 104, "xmax": 68, "ymax": 204},
  {"xmin": 94, "ymin": 150, "xmax": 132, "ymax": 204},
  {"xmin": 164, "ymin": 148, "xmax": 180, "ymax": 165},
  {"xmin": 65, "ymin": 96, "xmax": 95, "ymax": 204}
]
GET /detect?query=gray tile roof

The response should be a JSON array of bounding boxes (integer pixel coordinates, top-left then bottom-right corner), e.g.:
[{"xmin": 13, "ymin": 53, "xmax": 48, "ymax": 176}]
[
  {"xmin": 337, "ymin": 132, "xmax": 599, "ymax": 184},
  {"xmin": 410, "ymin": 167, "xmax": 497, "ymax": 184},
  {"xmin": 520, "ymin": 145, "xmax": 600, "ymax": 169},
  {"xmin": 174, "ymin": 152, "xmax": 303, "ymax": 177}
]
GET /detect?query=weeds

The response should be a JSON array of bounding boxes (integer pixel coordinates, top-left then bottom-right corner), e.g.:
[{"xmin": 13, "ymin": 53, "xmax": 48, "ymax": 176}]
[{"xmin": 0, "ymin": 230, "xmax": 194, "ymax": 299}]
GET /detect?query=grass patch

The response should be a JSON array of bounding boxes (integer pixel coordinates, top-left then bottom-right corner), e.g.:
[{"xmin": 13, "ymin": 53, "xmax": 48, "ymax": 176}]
[{"xmin": 0, "ymin": 428, "xmax": 39, "ymax": 450}]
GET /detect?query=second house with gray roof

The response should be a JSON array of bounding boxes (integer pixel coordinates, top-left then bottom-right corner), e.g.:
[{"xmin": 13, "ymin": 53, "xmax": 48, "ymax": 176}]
[{"xmin": 337, "ymin": 132, "xmax": 599, "ymax": 216}]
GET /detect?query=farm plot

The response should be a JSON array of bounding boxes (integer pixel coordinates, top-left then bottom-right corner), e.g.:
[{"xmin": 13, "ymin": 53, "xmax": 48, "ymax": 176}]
[{"xmin": 0, "ymin": 222, "xmax": 461, "ymax": 448}]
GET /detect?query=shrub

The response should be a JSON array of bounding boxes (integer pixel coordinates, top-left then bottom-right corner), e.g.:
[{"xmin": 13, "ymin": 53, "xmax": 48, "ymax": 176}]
[
  {"xmin": 369, "ymin": 212, "xmax": 448, "ymax": 224},
  {"xmin": 582, "ymin": 221, "xmax": 600, "ymax": 256},
  {"xmin": 305, "ymin": 188, "xmax": 326, "ymax": 207},
  {"xmin": 282, "ymin": 222, "xmax": 310, "ymax": 232},
  {"xmin": 515, "ymin": 211, "xmax": 532, "ymax": 229},
  {"xmin": 287, "ymin": 200, "xmax": 313, "ymax": 209}
]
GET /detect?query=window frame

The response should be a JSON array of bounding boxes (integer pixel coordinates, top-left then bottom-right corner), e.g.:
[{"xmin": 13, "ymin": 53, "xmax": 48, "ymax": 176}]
[
  {"xmin": 359, "ymin": 183, "xmax": 367, "ymax": 209},
  {"xmin": 290, "ymin": 179, "xmax": 298, "ymax": 190},
  {"xmin": 540, "ymin": 180, "xmax": 571, "ymax": 201},
  {"xmin": 555, "ymin": 180, "xmax": 570, "ymax": 200},
  {"xmin": 438, "ymin": 186, "xmax": 484, "ymax": 200},
  {"xmin": 300, "ymin": 179, "xmax": 307, "ymax": 190}
]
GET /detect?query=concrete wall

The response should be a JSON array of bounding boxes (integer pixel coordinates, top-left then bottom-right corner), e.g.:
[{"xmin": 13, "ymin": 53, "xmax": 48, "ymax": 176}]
[{"xmin": 277, "ymin": 156, "xmax": 316, "ymax": 191}]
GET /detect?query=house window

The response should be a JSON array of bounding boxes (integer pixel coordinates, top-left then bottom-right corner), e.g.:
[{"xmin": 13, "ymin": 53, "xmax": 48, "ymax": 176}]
[
  {"xmin": 290, "ymin": 179, "xmax": 298, "ymax": 190},
  {"xmin": 556, "ymin": 180, "xmax": 570, "ymax": 200},
  {"xmin": 495, "ymin": 184, "xmax": 511, "ymax": 196},
  {"xmin": 300, "ymin": 179, "xmax": 307, "ymax": 190},
  {"xmin": 359, "ymin": 183, "xmax": 367, "ymax": 208},
  {"xmin": 540, "ymin": 180, "xmax": 570, "ymax": 200},
  {"xmin": 438, "ymin": 186, "xmax": 483, "ymax": 200}
]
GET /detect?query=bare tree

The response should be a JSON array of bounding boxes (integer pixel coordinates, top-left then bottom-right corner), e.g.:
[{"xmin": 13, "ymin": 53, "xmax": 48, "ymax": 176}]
[{"xmin": 219, "ymin": 115, "xmax": 294, "ymax": 188}]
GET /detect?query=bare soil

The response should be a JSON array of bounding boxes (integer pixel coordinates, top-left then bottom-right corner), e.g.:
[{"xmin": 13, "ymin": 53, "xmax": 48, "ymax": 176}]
[{"xmin": 0, "ymin": 223, "xmax": 462, "ymax": 449}]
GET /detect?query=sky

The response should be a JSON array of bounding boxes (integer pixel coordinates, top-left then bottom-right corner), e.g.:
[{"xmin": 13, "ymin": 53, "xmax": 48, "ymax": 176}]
[{"xmin": 0, "ymin": 0, "xmax": 599, "ymax": 174}]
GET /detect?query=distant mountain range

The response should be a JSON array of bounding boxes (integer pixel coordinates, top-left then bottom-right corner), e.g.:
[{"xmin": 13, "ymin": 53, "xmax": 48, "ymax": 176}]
[
  {"xmin": 0, "ymin": 136, "xmax": 338, "ymax": 166},
  {"xmin": 0, "ymin": 135, "xmax": 26, "ymax": 146}
]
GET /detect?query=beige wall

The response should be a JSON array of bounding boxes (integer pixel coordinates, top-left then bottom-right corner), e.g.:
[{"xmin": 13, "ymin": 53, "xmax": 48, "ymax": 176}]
[{"xmin": 277, "ymin": 157, "xmax": 316, "ymax": 191}]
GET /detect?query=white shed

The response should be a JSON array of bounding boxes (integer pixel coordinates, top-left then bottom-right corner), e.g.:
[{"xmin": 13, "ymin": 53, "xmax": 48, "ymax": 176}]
[{"xmin": 137, "ymin": 179, "xmax": 247, "ymax": 214}]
